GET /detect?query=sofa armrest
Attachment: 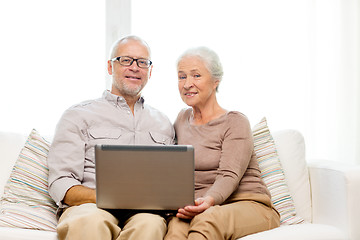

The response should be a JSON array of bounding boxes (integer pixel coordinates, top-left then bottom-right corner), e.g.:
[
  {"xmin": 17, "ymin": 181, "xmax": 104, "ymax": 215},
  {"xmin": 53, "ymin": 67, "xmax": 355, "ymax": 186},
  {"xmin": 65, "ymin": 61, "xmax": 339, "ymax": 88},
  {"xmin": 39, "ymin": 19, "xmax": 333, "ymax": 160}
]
[{"xmin": 308, "ymin": 160, "xmax": 360, "ymax": 240}]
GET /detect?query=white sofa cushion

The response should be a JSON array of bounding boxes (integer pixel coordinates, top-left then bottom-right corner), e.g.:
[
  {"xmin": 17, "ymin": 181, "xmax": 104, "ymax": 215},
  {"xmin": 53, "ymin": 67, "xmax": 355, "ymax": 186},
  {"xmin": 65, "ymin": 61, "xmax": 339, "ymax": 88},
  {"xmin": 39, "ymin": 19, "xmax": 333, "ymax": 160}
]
[
  {"xmin": 0, "ymin": 129, "xmax": 57, "ymax": 231},
  {"xmin": 240, "ymin": 223, "xmax": 346, "ymax": 240},
  {"xmin": 309, "ymin": 161, "xmax": 360, "ymax": 240},
  {"xmin": 0, "ymin": 226, "xmax": 57, "ymax": 240},
  {"xmin": 0, "ymin": 132, "xmax": 27, "ymax": 197},
  {"xmin": 272, "ymin": 129, "xmax": 312, "ymax": 222}
]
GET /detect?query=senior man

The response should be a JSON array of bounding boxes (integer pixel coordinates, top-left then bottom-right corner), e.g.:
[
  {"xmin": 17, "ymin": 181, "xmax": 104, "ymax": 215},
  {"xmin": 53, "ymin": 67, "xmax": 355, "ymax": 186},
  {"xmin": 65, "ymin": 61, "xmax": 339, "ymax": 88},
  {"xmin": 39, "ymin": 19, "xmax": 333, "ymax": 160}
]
[{"xmin": 47, "ymin": 35, "xmax": 174, "ymax": 240}]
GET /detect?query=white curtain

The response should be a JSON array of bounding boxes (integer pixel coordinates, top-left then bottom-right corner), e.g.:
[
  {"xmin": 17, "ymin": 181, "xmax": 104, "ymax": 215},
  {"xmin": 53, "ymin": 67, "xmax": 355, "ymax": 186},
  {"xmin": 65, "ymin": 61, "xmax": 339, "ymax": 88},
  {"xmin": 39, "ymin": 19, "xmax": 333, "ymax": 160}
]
[
  {"xmin": 306, "ymin": 0, "xmax": 360, "ymax": 164},
  {"xmin": 128, "ymin": 0, "xmax": 360, "ymax": 164}
]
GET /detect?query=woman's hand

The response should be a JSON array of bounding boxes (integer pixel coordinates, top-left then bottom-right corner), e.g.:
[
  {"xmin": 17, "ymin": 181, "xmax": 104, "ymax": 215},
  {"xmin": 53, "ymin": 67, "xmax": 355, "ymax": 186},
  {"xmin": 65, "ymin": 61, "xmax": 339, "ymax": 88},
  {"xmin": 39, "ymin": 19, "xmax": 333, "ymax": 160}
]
[{"xmin": 176, "ymin": 196, "xmax": 215, "ymax": 220}]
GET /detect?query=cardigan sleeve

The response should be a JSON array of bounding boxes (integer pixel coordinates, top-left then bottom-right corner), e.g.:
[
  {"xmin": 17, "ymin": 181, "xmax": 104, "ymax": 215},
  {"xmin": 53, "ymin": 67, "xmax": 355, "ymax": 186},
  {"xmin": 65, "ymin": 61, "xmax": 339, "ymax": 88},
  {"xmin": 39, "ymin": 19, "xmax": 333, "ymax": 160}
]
[{"xmin": 204, "ymin": 113, "xmax": 254, "ymax": 205}]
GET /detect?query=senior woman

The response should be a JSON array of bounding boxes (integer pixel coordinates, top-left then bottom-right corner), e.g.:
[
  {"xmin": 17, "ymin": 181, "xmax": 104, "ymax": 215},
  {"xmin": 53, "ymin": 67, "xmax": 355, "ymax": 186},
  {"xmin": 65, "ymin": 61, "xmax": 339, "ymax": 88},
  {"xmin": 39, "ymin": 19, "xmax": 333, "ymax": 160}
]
[{"xmin": 165, "ymin": 47, "xmax": 280, "ymax": 240}]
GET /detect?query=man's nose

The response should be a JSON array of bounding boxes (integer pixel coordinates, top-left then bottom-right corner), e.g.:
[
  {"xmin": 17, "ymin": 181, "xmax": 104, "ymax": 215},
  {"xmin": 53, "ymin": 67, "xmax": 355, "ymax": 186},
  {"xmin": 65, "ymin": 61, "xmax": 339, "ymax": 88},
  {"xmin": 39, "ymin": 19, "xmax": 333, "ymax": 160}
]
[{"xmin": 129, "ymin": 60, "xmax": 140, "ymax": 70}]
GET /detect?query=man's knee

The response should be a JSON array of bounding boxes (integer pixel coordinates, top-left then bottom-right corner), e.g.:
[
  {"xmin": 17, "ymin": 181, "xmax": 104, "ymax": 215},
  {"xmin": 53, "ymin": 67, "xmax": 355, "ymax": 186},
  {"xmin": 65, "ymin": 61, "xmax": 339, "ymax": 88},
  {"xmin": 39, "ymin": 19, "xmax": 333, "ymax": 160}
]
[
  {"xmin": 57, "ymin": 204, "xmax": 120, "ymax": 240},
  {"xmin": 127, "ymin": 213, "xmax": 166, "ymax": 229},
  {"xmin": 60, "ymin": 203, "xmax": 117, "ymax": 224},
  {"xmin": 120, "ymin": 213, "xmax": 166, "ymax": 240}
]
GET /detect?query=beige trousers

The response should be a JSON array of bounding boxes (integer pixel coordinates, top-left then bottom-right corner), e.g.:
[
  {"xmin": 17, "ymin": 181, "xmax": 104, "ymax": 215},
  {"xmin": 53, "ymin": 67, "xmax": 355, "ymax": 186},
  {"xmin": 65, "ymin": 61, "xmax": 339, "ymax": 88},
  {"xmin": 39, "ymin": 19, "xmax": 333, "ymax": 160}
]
[
  {"xmin": 165, "ymin": 193, "xmax": 280, "ymax": 240},
  {"xmin": 56, "ymin": 203, "xmax": 167, "ymax": 240}
]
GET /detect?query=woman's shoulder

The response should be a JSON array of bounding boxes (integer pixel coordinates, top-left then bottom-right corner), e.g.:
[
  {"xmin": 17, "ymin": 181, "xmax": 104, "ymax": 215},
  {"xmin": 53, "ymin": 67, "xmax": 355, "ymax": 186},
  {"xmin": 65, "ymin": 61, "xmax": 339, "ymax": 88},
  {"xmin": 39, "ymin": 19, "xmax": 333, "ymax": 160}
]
[
  {"xmin": 176, "ymin": 108, "xmax": 192, "ymax": 120},
  {"xmin": 174, "ymin": 108, "xmax": 192, "ymax": 127},
  {"xmin": 226, "ymin": 111, "xmax": 249, "ymax": 121},
  {"xmin": 225, "ymin": 111, "xmax": 251, "ymax": 128}
]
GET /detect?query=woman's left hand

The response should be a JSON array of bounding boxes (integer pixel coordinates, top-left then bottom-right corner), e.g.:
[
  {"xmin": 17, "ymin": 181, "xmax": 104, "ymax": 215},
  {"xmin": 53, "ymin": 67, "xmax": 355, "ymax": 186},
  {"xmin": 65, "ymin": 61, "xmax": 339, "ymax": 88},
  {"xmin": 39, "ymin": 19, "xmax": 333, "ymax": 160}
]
[{"xmin": 176, "ymin": 196, "xmax": 215, "ymax": 219}]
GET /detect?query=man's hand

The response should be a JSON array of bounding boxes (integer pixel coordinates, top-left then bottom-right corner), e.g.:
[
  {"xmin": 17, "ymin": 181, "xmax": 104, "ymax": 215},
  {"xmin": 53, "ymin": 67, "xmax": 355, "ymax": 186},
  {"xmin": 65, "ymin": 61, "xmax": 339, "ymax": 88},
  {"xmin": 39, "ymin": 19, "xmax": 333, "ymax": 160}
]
[
  {"xmin": 63, "ymin": 185, "xmax": 96, "ymax": 206},
  {"xmin": 176, "ymin": 196, "xmax": 215, "ymax": 219}
]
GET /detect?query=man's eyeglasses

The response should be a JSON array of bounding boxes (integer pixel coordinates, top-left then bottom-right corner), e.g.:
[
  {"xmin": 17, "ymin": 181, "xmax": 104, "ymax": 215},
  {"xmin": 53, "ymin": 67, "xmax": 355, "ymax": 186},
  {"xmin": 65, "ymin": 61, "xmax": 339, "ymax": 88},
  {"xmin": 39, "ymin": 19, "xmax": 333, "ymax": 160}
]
[{"xmin": 111, "ymin": 56, "xmax": 152, "ymax": 69}]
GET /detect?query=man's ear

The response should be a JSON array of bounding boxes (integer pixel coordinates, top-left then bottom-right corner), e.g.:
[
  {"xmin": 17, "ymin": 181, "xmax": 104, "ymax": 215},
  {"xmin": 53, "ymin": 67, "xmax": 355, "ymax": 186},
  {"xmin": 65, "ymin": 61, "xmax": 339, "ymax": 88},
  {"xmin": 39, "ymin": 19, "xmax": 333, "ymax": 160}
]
[
  {"xmin": 107, "ymin": 60, "xmax": 113, "ymax": 75},
  {"xmin": 148, "ymin": 65, "xmax": 153, "ymax": 79}
]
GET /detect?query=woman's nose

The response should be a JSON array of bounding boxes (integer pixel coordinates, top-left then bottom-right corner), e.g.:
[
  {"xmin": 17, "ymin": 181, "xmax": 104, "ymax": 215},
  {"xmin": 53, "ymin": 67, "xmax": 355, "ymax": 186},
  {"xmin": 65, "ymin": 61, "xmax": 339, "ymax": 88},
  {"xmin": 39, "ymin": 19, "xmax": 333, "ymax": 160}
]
[{"xmin": 183, "ymin": 78, "xmax": 194, "ymax": 89}]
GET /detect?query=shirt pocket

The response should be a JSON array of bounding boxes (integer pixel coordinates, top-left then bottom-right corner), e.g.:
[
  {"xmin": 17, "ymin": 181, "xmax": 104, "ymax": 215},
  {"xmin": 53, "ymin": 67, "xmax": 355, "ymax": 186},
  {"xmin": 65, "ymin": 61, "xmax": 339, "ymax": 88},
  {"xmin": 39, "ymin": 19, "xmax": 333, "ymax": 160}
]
[
  {"xmin": 149, "ymin": 131, "xmax": 173, "ymax": 145},
  {"xmin": 89, "ymin": 128, "xmax": 122, "ymax": 139},
  {"xmin": 86, "ymin": 128, "xmax": 123, "ymax": 162}
]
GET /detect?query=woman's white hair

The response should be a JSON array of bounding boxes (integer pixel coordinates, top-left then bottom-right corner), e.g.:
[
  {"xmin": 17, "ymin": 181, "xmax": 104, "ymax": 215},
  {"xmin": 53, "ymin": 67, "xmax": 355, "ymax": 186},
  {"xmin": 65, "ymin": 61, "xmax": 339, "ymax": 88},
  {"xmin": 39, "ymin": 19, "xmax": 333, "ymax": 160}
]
[{"xmin": 177, "ymin": 46, "xmax": 224, "ymax": 91}]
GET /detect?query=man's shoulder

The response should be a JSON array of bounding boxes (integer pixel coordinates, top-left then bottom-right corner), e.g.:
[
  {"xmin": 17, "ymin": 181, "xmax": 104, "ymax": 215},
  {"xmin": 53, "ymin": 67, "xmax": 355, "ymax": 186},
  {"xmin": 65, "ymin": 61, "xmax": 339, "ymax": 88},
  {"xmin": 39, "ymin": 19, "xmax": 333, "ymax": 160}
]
[
  {"xmin": 67, "ymin": 97, "xmax": 104, "ymax": 111},
  {"xmin": 70, "ymin": 99, "xmax": 95, "ymax": 109},
  {"xmin": 60, "ymin": 97, "xmax": 106, "ymax": 122},
  {"xmin": 143, "ymin": 104, "xmax": 173, "ymax": 125},
  {"xmin": 143, "ymin": 104, "xmax": 167, "ymax": 117}
]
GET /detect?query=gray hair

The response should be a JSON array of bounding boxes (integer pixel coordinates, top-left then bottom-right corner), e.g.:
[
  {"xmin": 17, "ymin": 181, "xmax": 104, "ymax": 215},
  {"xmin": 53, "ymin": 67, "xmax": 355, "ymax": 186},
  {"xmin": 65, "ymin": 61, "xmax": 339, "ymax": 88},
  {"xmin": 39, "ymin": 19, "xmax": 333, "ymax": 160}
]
[
  {"xmin": 177, "ymin": 46, "xmax": 223, "ymax": 91},
  {"xmin": 109, "ymin": 35, "xmax": 151, "ymax": 60}
]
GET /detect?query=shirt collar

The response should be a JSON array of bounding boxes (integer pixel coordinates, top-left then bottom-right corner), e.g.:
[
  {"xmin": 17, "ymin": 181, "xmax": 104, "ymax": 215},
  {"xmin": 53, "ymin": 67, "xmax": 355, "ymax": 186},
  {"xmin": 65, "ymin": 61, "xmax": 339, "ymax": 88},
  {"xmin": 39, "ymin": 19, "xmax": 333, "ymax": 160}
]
[{"xmin": 102, "ymin": 90, "xmax": 145, "ymax": 107}]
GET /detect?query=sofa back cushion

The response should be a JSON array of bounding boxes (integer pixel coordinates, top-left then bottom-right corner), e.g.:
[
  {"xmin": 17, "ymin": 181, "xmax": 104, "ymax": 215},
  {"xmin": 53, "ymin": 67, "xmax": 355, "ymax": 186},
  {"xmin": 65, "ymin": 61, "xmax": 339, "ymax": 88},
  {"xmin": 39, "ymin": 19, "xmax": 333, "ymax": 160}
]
[
  {"xmin": 0, "ymin": 131, "xmax": 27, "ymax": 197},
  {"xmin": 272, "ymin": 129, "xmax": 312, "ymax": 222}
]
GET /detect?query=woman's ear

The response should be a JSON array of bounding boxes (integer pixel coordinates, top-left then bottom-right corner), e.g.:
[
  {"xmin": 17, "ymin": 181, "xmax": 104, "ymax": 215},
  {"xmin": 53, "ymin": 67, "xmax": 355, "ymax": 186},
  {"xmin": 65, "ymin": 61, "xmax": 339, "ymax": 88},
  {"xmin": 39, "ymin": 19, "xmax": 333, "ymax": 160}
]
[{"xmin": 213, "ymin": 79, "xmax": 220, "ymax": 90}]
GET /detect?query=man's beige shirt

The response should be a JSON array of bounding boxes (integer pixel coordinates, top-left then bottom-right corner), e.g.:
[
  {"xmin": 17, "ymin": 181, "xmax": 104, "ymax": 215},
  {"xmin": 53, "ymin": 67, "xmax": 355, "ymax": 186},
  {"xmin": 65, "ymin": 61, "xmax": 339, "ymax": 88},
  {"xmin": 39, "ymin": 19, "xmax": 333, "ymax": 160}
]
[{"xmin": 47, "ymin": 91, "xmax": 175, "ymax": 208}]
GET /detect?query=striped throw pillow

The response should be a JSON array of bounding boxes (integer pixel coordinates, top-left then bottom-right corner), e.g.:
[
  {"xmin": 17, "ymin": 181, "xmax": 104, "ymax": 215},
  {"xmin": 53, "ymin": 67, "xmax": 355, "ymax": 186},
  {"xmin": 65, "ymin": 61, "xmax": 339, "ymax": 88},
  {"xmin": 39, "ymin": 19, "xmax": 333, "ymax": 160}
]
[
  {"xmin": 0, "ymin": 129, "xmax": 57, "ymax": 231},
  {"xmin": 253, "ymin": 117, "xmax": 304, "ymax": 225}
]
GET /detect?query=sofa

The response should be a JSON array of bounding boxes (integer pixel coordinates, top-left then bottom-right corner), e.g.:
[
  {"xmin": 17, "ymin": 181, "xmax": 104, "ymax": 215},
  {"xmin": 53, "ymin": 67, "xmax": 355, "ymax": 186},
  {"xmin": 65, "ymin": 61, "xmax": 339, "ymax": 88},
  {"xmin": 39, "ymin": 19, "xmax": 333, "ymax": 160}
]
[{"xmin": 0, "ymin": 118, "xmax": 359, "ymax": 240}]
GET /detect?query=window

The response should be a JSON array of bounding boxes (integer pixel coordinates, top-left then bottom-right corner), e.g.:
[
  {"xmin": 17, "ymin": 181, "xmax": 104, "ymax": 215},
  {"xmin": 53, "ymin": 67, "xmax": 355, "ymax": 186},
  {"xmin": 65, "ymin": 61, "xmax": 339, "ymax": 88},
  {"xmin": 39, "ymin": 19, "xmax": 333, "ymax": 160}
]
[{"xmin": 0, "ymin": 0, "xmax": 105, "ymax": 135}]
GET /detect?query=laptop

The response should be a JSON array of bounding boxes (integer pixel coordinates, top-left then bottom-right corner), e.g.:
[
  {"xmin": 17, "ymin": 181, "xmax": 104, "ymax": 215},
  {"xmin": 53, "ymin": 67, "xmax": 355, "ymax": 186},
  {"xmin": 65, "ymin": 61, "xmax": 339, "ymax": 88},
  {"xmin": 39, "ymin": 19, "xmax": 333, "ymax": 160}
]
[{"xmin": 95, "ymin": 144, "xmax": 194, "ymax": 211}]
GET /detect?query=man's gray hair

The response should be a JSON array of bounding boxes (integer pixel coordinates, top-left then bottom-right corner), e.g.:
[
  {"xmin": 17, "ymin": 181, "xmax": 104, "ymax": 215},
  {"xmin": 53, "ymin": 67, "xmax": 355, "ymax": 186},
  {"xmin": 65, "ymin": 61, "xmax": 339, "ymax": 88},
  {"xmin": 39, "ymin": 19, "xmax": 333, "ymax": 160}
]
[
  {"xmin": 109, "ymin": 35, "xmax": 151, "ymax": 60},
  {"xmin": 177, "ymin": 46, "xmax": 223, "ymax": 91}
]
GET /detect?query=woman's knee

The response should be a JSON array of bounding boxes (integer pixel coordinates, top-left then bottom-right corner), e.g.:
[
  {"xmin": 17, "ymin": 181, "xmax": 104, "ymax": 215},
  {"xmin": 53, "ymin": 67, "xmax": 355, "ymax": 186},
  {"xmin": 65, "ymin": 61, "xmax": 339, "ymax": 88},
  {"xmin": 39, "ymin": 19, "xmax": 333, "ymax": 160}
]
[
  {"xmin": 192, "ymin": 205, "xmax": 221, "ymax": 224},
  {"xmin": 189, "ymin": 206, "xmax": 225, "ymax": 239}
]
